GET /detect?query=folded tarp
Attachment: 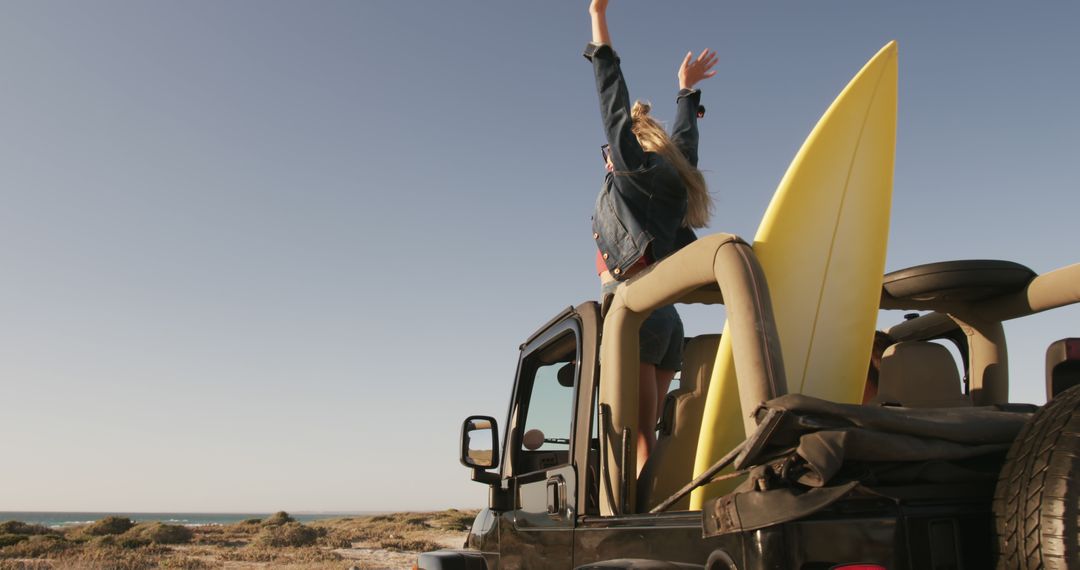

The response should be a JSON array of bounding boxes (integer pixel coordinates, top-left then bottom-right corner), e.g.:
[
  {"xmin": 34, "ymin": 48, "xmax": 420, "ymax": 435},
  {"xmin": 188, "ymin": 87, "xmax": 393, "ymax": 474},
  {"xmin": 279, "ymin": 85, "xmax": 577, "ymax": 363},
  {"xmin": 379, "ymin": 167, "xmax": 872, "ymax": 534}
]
[
  {"xmin": 701, "ymin": 393, "xmax": 1032, "ymax": 536},
  {"xmin": 758, "ymin": 393, "xmax": 1030, "ymax": 446}
]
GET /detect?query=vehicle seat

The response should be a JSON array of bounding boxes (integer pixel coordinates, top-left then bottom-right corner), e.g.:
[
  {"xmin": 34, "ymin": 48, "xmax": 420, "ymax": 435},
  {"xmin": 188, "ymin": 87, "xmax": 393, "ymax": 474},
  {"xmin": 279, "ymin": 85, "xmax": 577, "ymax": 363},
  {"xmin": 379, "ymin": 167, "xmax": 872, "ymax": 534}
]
[
  {"xmin": 637, "ymin": 334, "xmax": 722, "ymax": 511},
  {"xmin": 870, "ymin": 341, "xmax": 970, "ymax": 408}
]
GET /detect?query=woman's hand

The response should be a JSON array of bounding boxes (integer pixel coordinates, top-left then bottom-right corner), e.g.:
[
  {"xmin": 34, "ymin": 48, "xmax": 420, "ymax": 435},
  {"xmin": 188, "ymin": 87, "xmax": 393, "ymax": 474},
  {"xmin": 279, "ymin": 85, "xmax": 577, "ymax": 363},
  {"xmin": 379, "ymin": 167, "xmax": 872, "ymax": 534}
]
[
  {"xmin": 589, "ymin": 0, "xmax": 611, "ymax": 45},
  {"xmin": 678, "ymin": 49, "xmax": 719, "ymax": 90}
]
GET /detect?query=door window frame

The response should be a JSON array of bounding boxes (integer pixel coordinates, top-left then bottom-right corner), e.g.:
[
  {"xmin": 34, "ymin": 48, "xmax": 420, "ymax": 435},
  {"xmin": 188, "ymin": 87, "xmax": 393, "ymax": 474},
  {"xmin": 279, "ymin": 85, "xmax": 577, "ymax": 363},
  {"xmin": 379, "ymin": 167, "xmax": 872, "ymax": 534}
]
[{"xmin": 501, "ymin": 312, "xmax": 583, "ymax": 480}]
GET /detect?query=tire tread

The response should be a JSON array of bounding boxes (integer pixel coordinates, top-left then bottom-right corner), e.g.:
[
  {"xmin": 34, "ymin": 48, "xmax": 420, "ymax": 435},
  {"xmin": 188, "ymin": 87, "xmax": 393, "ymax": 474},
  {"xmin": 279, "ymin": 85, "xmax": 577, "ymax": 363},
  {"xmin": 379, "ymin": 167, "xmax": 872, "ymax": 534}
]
[{"xmin": 994, "ymin": 385, "xmax": 1080, "ymax": 570}]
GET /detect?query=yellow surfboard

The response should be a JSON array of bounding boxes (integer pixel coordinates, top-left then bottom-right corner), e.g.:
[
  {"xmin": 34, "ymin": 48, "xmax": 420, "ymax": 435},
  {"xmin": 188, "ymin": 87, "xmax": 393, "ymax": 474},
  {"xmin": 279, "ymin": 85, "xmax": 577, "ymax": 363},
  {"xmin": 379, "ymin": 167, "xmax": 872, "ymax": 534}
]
[{"xmin": 690, "ymin": 42, "xmax": 897, "ymax": 509}]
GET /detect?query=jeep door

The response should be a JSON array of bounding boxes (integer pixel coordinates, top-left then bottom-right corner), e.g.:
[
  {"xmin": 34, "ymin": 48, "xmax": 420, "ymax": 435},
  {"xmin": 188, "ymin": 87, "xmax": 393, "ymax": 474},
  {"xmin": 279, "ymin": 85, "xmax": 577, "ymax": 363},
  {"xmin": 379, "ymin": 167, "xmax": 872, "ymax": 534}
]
[{"xmin": 499, "ymin": 316, "xmax": 582, "ymax": 569}]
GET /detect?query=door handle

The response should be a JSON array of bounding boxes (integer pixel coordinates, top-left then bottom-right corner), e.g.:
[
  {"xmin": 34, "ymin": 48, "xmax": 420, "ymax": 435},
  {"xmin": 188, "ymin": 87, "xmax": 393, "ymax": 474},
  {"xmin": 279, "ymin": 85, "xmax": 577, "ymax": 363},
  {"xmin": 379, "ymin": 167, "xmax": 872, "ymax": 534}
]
[{"xmin": 546, "ymin": 475, "xmax": 566, "ymax": 516}]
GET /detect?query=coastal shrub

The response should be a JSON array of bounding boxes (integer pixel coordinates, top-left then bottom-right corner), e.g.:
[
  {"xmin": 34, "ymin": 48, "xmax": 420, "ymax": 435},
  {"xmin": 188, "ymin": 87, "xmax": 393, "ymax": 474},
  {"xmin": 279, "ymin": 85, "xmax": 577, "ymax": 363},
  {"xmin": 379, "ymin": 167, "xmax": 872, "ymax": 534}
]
[
  {"xmin": 301, "ymin": 510, "xmax": 480, "ymax": 551},
  {"xmin": 0, "ymin": 560, "xmax": 52, "ymax": 570},
  {"xmin": 91, "ymin": 535, "xmax": 119, "ymax": 547},
  {"xmin": 241, "ymin": 518, "xmax": 263, "ymax": 525},
  {"xmin": 262, "ymin": 511, "xmax": 294, "ymax": 527},
  {"xmin": 219, "ymin": 545, "xmax": 341, "ymax": 564},
  {"xmin": 189, "ymin": 524, "xmax": 250, "ymax": 546},
  {"xmin": 126, "ymin": 523, "xmax": 193, "ymax": 545},
  {"xmin": 115, "ymin": 534, "xmax": 150, "ymax": 549},
  {"xmin": 314, "ymin": 527, "xmax": 353, "ymax": 549},
  {"xmin": 312, "ymin": 512, "xmax": 436, "ymax": 545},
  {"xmin": 432, "ymin": 509, "xmax": 476, "ymax": 532},
  {"xmin": 218, "ymin": 548, "xmax": 277, "ymax": 563},
  {"xmin": 378, "ymin": 536, "xmax": 444, "ymax": 552},
  {"xmin": 0, "ymin": 521, "xmax": 54, "ymax": 536},
  {"xmin": 231, "ymin": 521, "xmax": 262, "ymax": 536},
  {"xmin": 155, "ymin": 556, "xmax": 214, "ymax": 570},
  {"xmin": 254, "ymin": 522, "xmax": 320, "ymax": 547},
  {"xmin": 146, "ymin": 523, "xmax": 194, "ymax": 545},
  {"xmin": 63, "ymin": 545, "xmax": 169, "ymax": 569},
  {"xmin": 0, "ymin": 534, "xmax": 72, "ymax": 558},
  {"xmin": 84, "ymin": 516, "xmax": 135, "ymax": 536},
  {"xmin": 0, "ymin": 535, "xmax": 27, "ymax": 548}
]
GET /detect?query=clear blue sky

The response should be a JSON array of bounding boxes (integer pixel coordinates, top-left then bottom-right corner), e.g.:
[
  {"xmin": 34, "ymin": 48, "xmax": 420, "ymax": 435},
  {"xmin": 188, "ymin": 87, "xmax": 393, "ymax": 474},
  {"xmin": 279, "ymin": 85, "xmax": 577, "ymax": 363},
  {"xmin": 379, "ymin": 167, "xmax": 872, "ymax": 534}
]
[{"xmin": 2, "ymin": 1, "xmax": 1077, "ymax": 512}]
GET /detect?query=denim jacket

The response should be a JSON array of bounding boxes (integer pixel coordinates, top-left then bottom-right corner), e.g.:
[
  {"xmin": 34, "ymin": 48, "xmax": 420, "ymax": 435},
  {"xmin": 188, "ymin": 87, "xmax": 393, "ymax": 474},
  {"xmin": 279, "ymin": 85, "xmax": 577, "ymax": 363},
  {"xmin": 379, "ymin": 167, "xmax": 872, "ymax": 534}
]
[{"xmin": 586, "ymin": 43, "xmax": 701, "ymax": 280}]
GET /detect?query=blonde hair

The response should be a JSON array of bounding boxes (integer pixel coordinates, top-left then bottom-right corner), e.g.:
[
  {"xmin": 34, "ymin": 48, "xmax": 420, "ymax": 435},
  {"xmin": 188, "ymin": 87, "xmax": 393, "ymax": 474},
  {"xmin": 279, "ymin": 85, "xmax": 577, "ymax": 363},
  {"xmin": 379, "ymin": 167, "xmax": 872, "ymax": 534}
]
[{"xmin": 631, "ymin": 101, "xmax": 713, "ymax": 229}]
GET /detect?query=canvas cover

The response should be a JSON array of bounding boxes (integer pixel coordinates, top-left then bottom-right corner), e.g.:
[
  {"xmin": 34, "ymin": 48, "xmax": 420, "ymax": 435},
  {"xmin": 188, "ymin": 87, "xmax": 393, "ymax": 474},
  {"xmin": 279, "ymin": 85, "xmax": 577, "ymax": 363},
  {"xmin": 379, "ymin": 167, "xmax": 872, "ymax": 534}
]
[{"xmin": 701, "ymin": 393, "xmax": 1032, "ymax": 536}]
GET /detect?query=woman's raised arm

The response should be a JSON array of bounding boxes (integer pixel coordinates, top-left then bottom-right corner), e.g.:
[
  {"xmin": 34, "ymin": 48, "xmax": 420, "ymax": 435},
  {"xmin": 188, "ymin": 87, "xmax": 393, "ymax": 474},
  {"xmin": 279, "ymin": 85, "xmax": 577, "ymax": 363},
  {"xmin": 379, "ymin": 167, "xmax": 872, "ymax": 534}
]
[
  {"xmin": 585, "ymin": 0, "xmax": 645, "ymax": 171},
  {"xmin": 671, "ymin": 49, "xmax": 718, "ymax": 166},
  {"xmin": 589, "ymin": 0, "xmax": 611, "ymax": 46}
]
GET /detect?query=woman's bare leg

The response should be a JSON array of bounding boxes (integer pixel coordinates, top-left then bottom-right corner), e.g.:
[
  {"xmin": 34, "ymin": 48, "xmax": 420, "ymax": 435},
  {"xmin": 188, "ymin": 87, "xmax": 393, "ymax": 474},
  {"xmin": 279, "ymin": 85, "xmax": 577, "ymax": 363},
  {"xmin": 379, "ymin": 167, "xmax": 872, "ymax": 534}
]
[
  {"xmin": 637, "ymin": 362, "xmax": 659, "ymax": 476},
  {"xmin": 655, "ymin": 368, "xmax": 677, "ymax": 420}
]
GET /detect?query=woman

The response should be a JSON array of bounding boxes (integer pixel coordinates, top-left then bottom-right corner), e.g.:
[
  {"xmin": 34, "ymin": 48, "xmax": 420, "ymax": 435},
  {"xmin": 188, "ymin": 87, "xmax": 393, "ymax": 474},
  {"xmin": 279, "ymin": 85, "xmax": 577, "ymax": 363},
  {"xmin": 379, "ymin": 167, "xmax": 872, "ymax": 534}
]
[{"xmin": 586, "ymin": 0, "xmax": 718, "ymax": 474}]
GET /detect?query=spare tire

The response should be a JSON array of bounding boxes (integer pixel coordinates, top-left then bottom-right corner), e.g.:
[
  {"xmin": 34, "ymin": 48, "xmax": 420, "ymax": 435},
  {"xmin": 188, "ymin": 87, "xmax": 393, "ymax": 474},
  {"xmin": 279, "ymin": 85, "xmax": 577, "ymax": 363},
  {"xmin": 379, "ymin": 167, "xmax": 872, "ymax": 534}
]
[{"xmin": 994, "ymin": 384, "xmax": 1080, "ymax": 569}]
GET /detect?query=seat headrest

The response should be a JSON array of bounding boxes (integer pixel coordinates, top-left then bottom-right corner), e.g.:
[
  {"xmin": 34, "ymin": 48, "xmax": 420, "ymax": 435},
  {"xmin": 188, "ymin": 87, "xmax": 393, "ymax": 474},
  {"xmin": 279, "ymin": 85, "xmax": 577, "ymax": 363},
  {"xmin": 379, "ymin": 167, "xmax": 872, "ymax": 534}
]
[
  {"xmin": 874, "ymin": 341, "xmax": 967, "ymax": 407},
  {"xmin": 557, "ymin": 362, "xmax": 576, "ymax": 388},
  {"xmin": 678, "ymin": 335, "xmax": 722, "ymax": 393}
]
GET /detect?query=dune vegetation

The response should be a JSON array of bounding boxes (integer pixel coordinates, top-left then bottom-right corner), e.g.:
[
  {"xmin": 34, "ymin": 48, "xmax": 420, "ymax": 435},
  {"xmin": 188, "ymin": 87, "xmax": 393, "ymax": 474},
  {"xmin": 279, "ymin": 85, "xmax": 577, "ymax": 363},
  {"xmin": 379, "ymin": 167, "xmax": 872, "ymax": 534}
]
[{"xmin": 0, "ymin": 510, "xmax": 477, "ymax": 570}]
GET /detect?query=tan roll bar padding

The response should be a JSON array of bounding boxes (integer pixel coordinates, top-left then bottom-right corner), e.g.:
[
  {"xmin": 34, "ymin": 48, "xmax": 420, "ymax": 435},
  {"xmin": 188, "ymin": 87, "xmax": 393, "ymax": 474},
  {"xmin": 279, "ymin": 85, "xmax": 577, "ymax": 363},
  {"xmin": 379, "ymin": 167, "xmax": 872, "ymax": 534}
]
[
  {"xmin": 964, "ymin": 264, "xmax": 1080, "ymax": 405},
  {"xmin": 979, "ymin": 263, "xmax": 1080, "ymax": 322},
  {"xmin": 882, "ymin": 264, "xmax": 1080, "ymax": 406},
  {"xmin": 599, "ymin": 233, "xmax": 787, "ymax": 515},
  {"xmin": 951, "ymin": 315, "xmax": 1008, "ymax": 406}
]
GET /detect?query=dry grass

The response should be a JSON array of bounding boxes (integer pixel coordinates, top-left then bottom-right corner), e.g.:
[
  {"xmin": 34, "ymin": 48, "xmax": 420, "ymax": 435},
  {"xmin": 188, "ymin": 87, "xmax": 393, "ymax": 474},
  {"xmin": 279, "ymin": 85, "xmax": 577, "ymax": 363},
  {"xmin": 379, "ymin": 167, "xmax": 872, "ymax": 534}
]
[
  {"xmin": 0, "ymin": 510, "xmax": 477, "ymax": 569},
  {"xmin": 312, "ymin": 510, "xmax": 474, "ymax": 553}
]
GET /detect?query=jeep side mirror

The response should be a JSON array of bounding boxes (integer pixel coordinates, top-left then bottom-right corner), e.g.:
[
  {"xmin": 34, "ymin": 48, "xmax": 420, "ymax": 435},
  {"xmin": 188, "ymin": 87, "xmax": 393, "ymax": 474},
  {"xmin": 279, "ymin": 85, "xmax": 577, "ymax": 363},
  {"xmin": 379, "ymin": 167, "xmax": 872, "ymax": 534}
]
[{"xmin": 461, "ymin": 415, "xmax": 500, "ymax": 484}]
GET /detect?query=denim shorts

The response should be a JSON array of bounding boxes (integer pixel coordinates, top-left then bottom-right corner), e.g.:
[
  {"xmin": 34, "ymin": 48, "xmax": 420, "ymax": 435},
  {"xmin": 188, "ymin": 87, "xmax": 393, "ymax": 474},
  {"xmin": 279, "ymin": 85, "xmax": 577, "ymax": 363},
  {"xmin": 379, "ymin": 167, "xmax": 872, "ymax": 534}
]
[{"xmin": 601, "ymin": 281, "xmax": 684, "ymax": 371}]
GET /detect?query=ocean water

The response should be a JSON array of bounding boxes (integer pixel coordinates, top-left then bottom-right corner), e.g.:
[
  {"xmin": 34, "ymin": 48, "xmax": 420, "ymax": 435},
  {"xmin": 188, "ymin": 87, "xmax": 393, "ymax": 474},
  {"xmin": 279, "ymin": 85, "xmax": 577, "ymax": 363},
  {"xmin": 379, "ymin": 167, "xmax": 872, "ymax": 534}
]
[{"xmin": 0, "ymin": 512, "xmax": 377, "ymax": 528}]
